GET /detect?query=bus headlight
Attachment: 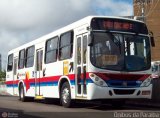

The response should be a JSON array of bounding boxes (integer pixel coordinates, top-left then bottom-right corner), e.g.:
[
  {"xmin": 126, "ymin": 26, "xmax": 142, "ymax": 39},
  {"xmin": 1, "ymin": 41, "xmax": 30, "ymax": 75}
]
[
  {"xmin": 89, "ymin": 73, "xmax": 108, "ymax": 87},
  {"xmin": 140, "ymin": 77, "xmax": 152, "ymax": 87}
]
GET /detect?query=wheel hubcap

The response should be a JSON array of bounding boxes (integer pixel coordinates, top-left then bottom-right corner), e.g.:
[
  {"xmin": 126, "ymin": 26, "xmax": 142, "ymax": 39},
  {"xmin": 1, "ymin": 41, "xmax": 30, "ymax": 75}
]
[{"xmin": 62, "ymin": 88, "xmax": 69, "ymax": 103}]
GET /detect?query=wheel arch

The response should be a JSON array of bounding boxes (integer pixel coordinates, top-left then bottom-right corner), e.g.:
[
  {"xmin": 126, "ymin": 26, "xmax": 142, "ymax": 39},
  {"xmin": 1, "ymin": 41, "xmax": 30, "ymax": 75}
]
[
  {"xmin": 18, "ymin": 80, "xmax": 25, "ymax": 94},
  {"xmin": 58, "ymin": 76, "xmax": 72, "ymax": 98}
]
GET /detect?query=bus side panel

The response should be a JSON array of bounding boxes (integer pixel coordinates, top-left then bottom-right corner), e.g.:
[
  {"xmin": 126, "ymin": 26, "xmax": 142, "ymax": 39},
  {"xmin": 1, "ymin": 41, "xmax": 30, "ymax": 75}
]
[
  {"xmin": 6, "ymin": 71, "xmax": 15, "ymax": 95},
  {"xmin": 18, "ymin": 67, "xmax": 35, "ymax": 97},
  {"xmin": 42, "ymin": 62, "xmax": 63, "ymax": 98},
  {"xmin": 42, "ymin": 60, "xmax": 75, "ymax": 98},
  {"xmin": 6, "ymin": 53, "xmax": 19, "ymax": 96}
]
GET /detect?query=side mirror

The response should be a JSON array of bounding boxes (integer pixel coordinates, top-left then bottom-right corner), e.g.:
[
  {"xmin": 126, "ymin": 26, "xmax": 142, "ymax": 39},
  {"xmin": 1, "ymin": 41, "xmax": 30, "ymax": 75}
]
[
  {"xmin": 149, "ymin": 31, "xmax": 155, "ymax": 47},
  {"xmin": 150, "ymin": 36, "xmax": 155, "ymax": 47},
  {"xmin": 88, "ymin": 32, "xmax": 94, "ymax": 46}
]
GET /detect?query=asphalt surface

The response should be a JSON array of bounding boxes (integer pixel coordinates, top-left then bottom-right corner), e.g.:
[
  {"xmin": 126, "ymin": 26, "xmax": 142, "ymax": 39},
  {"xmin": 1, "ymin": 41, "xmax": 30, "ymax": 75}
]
[{"xmin": 0, "ymin": 95, "xmax": 160, "ymax": 118}]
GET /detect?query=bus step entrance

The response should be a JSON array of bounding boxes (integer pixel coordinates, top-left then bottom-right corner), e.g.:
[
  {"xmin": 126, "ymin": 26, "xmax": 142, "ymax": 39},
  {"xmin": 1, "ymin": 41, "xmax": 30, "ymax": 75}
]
[{"xmin": 35, "ymin": 95, "xmax": 44, "ymax": 100}]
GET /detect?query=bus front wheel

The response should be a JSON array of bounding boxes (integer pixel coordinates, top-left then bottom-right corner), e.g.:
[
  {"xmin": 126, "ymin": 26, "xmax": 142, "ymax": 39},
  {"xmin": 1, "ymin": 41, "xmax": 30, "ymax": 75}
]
[{"xmin": 60, "ymin": 82, "xmax": 72, "ymax": 108}]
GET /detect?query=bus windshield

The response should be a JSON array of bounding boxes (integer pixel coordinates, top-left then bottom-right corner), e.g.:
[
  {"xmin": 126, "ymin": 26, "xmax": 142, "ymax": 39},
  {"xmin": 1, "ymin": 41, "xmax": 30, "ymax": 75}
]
[{"xmin": 90, "ymin": 32, "xmax": 151, "ymax": 71}]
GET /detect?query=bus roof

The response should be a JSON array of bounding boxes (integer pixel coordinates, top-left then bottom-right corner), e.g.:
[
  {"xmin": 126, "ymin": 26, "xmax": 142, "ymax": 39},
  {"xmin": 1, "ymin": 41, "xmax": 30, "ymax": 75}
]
[{"xmin": 8, "ymin": 15, "xmax": 145, "ymax": 54}]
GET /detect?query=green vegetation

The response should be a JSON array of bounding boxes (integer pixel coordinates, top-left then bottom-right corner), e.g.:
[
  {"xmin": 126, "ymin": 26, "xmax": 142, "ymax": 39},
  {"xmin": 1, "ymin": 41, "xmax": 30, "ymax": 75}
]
[{"xmin": 0, "ymin": 71, "xmax": 6, "ymax": 82}]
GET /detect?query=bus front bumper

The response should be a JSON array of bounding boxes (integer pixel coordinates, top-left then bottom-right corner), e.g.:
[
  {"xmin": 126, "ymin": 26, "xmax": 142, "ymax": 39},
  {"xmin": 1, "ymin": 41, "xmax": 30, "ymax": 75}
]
[{"xmin": 87, "ymin": 83, "xmax": 152, "ymax": 100}]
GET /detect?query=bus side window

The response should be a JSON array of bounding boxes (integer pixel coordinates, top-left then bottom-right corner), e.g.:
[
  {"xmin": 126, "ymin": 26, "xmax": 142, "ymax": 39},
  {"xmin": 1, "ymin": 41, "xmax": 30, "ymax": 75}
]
[
  {"xmin": 59, "ymin": 31, "xmax": 74, "ymax": 60},
  {"xmin": 25, "ymin": 46, "xmax": 35, "ymax": 68},
  {"xmin": 7, "ymin": 54, "xmax": 13, "ymax": 72},
  {"xmin": 18, "ymin": 49, "xmax": 25, "ymax": 69},
  {"xmin": 45, "ymin": 36, "xmax": 58, "ymax": 64}
]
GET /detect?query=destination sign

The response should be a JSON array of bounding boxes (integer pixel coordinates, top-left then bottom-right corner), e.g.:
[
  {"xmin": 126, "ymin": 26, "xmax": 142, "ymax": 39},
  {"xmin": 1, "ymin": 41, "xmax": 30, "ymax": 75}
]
[{"xmin": 91, "ymin": 18, "xmax": 148, "ymax": 34}]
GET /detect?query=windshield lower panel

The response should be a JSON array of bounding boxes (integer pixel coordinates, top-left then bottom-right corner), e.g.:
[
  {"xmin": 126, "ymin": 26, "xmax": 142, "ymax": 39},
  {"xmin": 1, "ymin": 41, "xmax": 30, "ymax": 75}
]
[{"xmin": 90, "ymin": 32, "xmax": 151, "ymax": 71}]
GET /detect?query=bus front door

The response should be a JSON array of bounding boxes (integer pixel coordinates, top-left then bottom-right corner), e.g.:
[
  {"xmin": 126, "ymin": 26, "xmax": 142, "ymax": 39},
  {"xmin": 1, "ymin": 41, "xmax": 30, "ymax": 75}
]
[
  {"xmin": 76, "ymin": 34, "xmax": 87, "ymax": 97},
  {"xmin": 35, "ymin": 49, "xmax": 43, "ymax": 98}
]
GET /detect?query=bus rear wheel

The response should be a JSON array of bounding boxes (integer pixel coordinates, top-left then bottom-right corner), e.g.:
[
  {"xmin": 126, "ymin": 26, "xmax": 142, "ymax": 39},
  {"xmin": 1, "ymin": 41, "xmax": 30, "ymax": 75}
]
[
  {"xmin": 19, "ymin": 85, "xmax": 27, "ymax": 102},
  {"xmin": 60, "ymin": 82, "xmax": 72, "ymax": 108}
]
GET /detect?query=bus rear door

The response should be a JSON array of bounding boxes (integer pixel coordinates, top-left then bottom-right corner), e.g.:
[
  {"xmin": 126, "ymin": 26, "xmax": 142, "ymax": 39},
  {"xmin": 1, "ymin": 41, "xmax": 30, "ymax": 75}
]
[
  {"xmin": 35, "ymin": 49, "xmax": 43, "ymax": 99},
  {"xmin": 13, "ymin": 57, "xmax": 18, "ymax": 95}
]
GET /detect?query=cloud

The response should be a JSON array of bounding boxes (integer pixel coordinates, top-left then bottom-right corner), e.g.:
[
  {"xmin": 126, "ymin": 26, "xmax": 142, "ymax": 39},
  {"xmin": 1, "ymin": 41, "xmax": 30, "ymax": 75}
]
[
  {"xmin": 93, "ymin": 0, "xmax": 133, "ymax": 16},
  {"xmin": 0, "ymin": 0, "xmax": 132, "ymax": 69}
]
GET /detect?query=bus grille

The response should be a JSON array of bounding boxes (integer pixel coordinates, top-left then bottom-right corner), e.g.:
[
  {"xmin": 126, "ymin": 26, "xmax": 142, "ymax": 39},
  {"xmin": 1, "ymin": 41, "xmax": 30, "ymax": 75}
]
[
  {"xmin": 113, "ymin": 89, "xmax": 135, "ymax": 95},
  {"xmin": 107, "ymin": 80, "xmax": 140, "ymax": 88}
]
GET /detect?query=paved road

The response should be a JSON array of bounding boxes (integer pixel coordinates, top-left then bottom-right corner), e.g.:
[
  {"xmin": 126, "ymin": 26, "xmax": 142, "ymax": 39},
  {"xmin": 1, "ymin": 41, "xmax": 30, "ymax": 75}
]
[{"xmin": 0, "ymin": 95, "xmax": 160, "ymax": 118}]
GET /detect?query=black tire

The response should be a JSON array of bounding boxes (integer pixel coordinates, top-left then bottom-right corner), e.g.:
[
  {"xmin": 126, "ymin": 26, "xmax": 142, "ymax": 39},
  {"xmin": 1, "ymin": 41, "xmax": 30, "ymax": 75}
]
[
  {"xmin": 19, "ymin": 84, "xmax": 27, "ymax": 102},
  {"xmin": 60, "ymin": 82, "xmax": 72, "ymax": 108}
]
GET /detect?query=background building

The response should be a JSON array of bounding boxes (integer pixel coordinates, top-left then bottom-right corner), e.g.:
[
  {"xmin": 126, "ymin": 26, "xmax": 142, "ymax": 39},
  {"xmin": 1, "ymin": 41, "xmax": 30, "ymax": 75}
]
[{"xmin": 134, "ymin": 0, "xmax": 160, "ymax": 61}]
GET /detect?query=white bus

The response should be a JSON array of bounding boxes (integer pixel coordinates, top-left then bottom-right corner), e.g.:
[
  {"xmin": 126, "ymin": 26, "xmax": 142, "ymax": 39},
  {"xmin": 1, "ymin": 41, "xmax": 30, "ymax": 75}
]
[{"xmin": 6, "ymin": 16, "xmax": 153, "ymax": 107}]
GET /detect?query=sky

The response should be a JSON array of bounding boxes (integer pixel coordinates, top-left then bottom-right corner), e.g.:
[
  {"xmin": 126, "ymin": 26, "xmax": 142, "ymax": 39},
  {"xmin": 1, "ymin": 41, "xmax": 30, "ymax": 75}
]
[{"xmin": 0, "ymin": 0, "xmax": 133, "ymax": 69}]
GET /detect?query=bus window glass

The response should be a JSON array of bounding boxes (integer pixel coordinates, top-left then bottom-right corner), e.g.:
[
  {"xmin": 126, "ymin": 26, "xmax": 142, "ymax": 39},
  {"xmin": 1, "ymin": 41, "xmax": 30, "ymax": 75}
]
[
  {"xmin": 59, "ymin": 31, "xmax": 73, "ymax": 60},
  {"xmin": 13, "ymin": 58, "xmax": 18, "ymax": 75},
  {"xmin": 45, "ymin": 37, "xmax": 58, "ymax": 63},
  {"xmin": 7, "ymin": 54, "xmax": 13, "ymax": 71},
  {"xmin": 18, "ymin": 49, "xmax": 25, "ymax": 69},
  {"xmin": 25, "ymin": 46, "xmax": 35, "ymax": 68},
  {"xmin": 77, "ymin": 37, "xmax": 81, "ymax": 65},
  {"xmin": 90, "ymin": 32, "xmax": 151, "ymax": 71},
  {"xmin": 83, "ymin": 35, "xmax": 87, "ymax": 64}
]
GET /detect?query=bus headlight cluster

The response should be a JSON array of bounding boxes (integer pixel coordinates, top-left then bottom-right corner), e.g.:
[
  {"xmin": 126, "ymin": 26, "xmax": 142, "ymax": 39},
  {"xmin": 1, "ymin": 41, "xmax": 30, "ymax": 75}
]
[
  {"xmin": 89, "ymin": 73, "xmax": 108, "ymax": 87},
  {"xmin": 140, "ymin": 77, "xmax": 152, "ymax": 87}
]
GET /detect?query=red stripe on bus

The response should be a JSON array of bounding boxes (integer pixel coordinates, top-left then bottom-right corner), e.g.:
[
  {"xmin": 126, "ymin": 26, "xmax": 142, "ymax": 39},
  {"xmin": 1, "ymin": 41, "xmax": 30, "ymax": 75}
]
[{"xmin": 5, "ymin": 74, "xmax": 77, "ymax": 85}]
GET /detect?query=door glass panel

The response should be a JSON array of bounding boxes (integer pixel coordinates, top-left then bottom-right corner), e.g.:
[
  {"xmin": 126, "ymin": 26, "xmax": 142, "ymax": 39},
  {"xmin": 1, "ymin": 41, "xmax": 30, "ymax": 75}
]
[
  {"xmin": 77, "ymin": 67, "xmax": 81, "ymax": 94},
  {"xmin": 83, "ymin": 36, "xmax": 87, "ymax": 64},
  {"xmin": 37, "ymin": 51, "xmax": 43, "ymax": 71},
  {"xmin": 77, "ymin": 37, "xmax": 81, "ymax": 65},
  {"xmin": 83, "ymin": 66, "xmax": 87, "ymax": 94},
  {"xmin": 13, "ymin": 59, "xmax": 17, "ymax": 75}
]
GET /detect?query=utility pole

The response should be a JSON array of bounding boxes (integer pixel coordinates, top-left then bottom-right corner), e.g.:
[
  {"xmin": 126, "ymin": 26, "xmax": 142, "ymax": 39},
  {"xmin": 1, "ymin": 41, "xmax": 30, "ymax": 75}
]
[
  {"xmin": 137, "ymin": 0, "xmax": 146, "ymax": 22},
  {"xmin": 141, "ymin": 0, "xmax": 145, "ymax": 22},
  {"xmin": 134, "ymin": 0, "xmax": 152, "ymax": 22}
]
